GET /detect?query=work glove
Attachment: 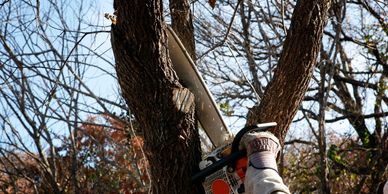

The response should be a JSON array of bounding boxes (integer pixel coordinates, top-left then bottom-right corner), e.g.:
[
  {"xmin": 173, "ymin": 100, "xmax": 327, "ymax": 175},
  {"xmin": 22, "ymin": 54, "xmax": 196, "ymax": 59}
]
[{"xmin": 240, "ymin": 131, "xmax": 281, "ymax": 172}]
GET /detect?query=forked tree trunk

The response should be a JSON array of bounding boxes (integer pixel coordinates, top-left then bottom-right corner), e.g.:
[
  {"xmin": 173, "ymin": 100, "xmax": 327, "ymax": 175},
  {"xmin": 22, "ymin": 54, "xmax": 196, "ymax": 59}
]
[
  {"xmin": 112, "ymin": 0, "xmax": 331, "ymax": 193},
  {"xmin": 111, "ymin": 0, "xmax": 203, "ymax": 193}
]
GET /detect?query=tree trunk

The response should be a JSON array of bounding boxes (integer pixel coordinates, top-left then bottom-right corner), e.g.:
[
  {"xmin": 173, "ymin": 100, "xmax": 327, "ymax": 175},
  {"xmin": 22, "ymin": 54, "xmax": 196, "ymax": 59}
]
[
  {"xmin": 247, "ymin": 0, "xmax": 332, "ymax": 144},
  {"xmin": 111, "ymin": 0, "xmax": 203, "ymax": 193},
  {"xmin": 112, "ymin": 0, "xmax": 332, "ymax": 192},
  {"xmin": 169, "ymin": 0, "xmax": 196, "ymax": 60}
]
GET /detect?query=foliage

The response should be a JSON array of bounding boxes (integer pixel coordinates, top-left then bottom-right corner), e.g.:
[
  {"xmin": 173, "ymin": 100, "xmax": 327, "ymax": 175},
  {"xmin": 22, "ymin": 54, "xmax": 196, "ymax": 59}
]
[
  {"xmin": 0, "ymin": 114, "xmax": 150, "ymax": 193},
  {"xmin": 283, "ymin": 132, "xmax": 387, "ymax": 193},
  {"xmin": 71, "ymin": 114, "xmax": 150, "ymax": 193}
]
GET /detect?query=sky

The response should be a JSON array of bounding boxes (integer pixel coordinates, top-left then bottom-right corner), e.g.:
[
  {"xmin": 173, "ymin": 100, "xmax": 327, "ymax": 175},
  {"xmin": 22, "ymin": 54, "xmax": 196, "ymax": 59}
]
[{"xmin": 1, "ymin": 0, "xmax": 386, "ymax": 153}]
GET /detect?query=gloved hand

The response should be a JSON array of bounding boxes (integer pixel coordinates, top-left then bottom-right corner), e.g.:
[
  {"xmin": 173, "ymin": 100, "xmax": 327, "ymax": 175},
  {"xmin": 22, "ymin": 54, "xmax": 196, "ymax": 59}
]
[{"xmin": 239, "ymin": 131, "xmax": 281, "ymax": 172}]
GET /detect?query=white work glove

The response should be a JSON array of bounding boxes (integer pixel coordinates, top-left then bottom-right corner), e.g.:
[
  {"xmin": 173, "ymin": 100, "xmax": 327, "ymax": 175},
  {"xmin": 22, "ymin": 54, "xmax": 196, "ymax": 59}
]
[{"xmin": 240, "ymin": 131, "xmax": 281, "ymax": 172}]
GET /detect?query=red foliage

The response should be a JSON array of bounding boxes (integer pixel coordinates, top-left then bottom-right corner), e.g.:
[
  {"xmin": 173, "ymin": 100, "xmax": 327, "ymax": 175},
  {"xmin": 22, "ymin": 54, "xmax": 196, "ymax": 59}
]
[{"xmin": 0, "ymin": 114, "xmax": 150, "ymax": 194}]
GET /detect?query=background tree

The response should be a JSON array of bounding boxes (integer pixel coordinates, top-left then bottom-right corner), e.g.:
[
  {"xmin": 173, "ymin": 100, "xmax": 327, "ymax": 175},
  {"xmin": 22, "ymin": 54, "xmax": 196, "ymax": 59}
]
[{"xmin": 0, "ymin": 0, "xmax": 150, "ymax": 193}]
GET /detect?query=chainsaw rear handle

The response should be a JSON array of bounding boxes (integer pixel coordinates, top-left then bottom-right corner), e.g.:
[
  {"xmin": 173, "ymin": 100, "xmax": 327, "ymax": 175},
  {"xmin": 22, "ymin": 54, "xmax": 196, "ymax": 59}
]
[
  {"xmin": 192, "ymin": 122, "xmax": 277, "ymax": 182},
  {"xmin": 228, "ymin": 122, "xmax": 277, "ymax": 171},
  {"xmin": 191, "ymin": 149, "xmax": 246, "ymax": 182}
]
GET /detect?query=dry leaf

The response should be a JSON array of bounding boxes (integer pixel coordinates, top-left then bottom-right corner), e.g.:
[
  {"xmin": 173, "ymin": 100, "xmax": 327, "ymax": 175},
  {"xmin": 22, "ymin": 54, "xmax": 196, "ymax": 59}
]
[{"xmin": 208, "ymin": 0, "xmax": 216, "ymax": 9}]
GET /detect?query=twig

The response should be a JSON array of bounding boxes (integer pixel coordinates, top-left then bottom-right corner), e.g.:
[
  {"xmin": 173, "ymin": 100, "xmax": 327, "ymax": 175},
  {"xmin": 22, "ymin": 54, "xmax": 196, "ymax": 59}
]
[
  {"xmin": 225, "ymin": 41, "xmax": 261, "ymax": 103},
  {"xmin": 197, "ymin": 0, "xmax": 243, "ymax": 60},
  {"xmin": 281, "ymin": 0, "xmax": 287, "ymax": 35},
  {"xmin": 0, "ymin": 0, "xmax": 9, "ymax": 7}
]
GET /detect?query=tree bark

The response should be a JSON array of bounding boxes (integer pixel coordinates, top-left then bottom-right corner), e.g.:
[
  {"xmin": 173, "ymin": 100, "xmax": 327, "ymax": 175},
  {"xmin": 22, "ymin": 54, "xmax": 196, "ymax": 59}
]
[
  {"xmin": 318, "ymin": 64, "xmax": 333, "ymax": 194},
  {"xmin": 169, "ymin": 0, "xmax": 196, "ymax": 60},
  {"xmin": 112, "ymin": 0, "xmax": 332, "ymax": 192},
  {"xmin": 247, "ymin": 0, "xmax": 332, "ymax": 143},
  {"xmin": 111, "ymin": 0, "xmax": 203, "ymax": 193}
]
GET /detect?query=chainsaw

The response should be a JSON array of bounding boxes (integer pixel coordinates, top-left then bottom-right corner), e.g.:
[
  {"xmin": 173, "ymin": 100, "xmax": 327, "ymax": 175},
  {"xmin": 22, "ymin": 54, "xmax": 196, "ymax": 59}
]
[
  {"xmin": 167, "ymin": 26, "xmax": 276, "ymax": 194},
  {"xmin": 192, "ymin": 122, "xmax": 277, "ymax": 194}
]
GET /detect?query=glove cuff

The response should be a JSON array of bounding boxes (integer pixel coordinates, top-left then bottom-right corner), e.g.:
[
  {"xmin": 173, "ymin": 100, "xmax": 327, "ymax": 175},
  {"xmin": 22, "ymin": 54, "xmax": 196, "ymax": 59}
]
[
  {"xmin": 248, "ymin": 151, "xmax": 278, "ymax": 172},
  {"xmin": 246, "ymin": 136, "xmax": 280, "ymax": 156}
]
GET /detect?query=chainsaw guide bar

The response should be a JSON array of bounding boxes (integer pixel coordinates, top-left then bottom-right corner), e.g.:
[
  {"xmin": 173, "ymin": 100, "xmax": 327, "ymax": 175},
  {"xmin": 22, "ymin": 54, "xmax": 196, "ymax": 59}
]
[
  {"xmin": 166, "ymin": 26, "xmax": 232, "ymax": 147},
  {"xmin": 167, "ymin": 26, "xmax": 279, "ymax": 194}
]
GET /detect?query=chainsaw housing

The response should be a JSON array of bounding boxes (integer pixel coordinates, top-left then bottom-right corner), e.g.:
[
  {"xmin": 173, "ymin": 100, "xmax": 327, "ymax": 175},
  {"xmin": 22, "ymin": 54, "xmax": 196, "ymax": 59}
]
[{"xmin": 199, "ymin": 144, "xmax": 245, "ymax": 194}]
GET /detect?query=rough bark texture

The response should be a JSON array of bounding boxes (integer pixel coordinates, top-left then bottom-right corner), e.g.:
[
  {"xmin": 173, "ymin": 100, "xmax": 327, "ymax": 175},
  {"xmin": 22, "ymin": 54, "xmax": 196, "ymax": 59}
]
[
  {"xmin": 169, "ymin": 0, "xmax": 196, "ymax": 60},
  {"xmin": 247, "ymin": 0, "xmax": 332, "ymax": 143},
  {"xmin": 111, "ymin": 0, "xmax": 203, "ymax": 193}
]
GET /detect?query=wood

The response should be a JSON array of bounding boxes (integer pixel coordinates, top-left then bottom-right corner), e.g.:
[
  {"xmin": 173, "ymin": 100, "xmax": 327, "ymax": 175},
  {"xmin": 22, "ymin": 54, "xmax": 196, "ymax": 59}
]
[
  {"xmin": 167, "ymin": 26, "xmax": 232, "ymax": 147},
  {"xmin": 111, "ymin": 0, "xmax": 332, "ymax": 192},
  {"xmin": 169, "ymin": 0, "xmax": 196, "ymax": 60},
  {"xmin": 247, "ymin": 0, "xmax": 332, "ymax": 144},
  {"xmin": 111, "ymin": 0, "xmax": 203, "ymax": 193}
]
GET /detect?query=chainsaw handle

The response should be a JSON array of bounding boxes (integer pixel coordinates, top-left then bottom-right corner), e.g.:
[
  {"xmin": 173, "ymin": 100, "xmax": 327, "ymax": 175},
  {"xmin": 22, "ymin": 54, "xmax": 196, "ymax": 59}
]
[
  {"xmin": 191, "ymin": 124, "xmax": 256, "ymax": 182},
  {"xmin": 230, "ymin": 125, "xmax": 263, "ymax": 155},
  {"xmin": 191, "ymin": 123, "xmax": 277, "ymax": 182},
  {"xmin": 191, "ymin": 149, "xmax": 246, "ymax": 182},
  {"xmin": 228, "ymin": 123, "xmax": 277, "ymax": 171}
]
